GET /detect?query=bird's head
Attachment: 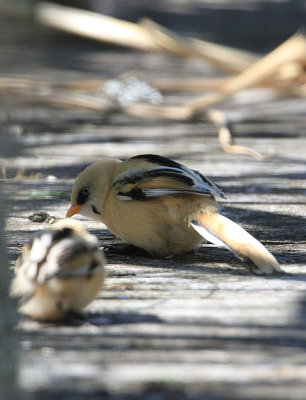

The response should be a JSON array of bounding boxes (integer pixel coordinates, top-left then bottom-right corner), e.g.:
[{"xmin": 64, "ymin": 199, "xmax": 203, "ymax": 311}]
[{"xmin": 66, "ymin": 159, "xmax": 122, "ymax": 220}]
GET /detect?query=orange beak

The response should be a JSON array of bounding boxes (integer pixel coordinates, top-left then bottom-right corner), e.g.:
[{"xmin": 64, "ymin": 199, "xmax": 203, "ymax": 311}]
[{"xmin": 66, "ymin": 204, "xmax": 82, "ymax": 218}]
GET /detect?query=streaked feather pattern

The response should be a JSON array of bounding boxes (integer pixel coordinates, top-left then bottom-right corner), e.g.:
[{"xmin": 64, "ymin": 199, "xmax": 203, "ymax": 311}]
[{"xmin": 114, "ymin": 154, "xmax": 225, "ymax": 201}]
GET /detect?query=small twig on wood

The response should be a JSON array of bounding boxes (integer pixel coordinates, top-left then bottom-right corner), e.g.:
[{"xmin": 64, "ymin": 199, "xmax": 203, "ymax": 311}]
[{"xmin": 207, "ymin": 110, "xmax": 272, "ymax": 161}]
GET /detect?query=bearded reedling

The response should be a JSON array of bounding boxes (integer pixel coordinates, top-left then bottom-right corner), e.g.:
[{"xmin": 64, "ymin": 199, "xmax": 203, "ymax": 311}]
[
  {"xmin": 67, "ymin": 154, "xmax": 281, "ymax": 274},
  {"xmin": 10, "ymin": 219, "xmax": 105, "ymax": 322}
]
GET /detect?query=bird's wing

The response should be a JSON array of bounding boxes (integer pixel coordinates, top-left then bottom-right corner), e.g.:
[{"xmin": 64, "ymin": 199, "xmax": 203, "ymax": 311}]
[
  {"xmin": 14, "ymin": 233, "xmax": 51, "ymax": 281},
  {"xmin": 113, "ymin": 154, "xmax": 225, "ymax": 201},
  {"xmin": 38, "ymin": 235, "xmax": 102, "ymax": 283}
]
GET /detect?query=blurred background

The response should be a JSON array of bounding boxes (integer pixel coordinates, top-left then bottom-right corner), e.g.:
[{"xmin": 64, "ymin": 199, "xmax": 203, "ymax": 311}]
[
  {"xmin": 2, "ymin": 0, "xmax": 306, "ymax": 50},
  {"xmin": 1, "ymin": 0, "xmax": 305, "ymax": 76}
]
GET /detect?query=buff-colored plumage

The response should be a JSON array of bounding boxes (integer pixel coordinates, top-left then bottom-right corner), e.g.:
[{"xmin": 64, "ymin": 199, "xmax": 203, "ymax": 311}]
[
  {"xmin": 67, "ymin": 154, "xmax": 281, "ymax": 274},
  {"xmin": 10, "ymin": 219, "xmax": 105, "ymax": 321}
]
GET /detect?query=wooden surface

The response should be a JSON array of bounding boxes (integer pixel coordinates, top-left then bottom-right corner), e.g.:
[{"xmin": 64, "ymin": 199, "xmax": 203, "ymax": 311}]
[{"xmin": 1, "ymin": 8, "xmax": 306, "ymax": 400}]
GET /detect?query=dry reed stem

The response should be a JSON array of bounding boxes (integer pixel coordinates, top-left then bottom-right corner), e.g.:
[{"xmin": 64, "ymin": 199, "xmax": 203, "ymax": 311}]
[
  {"xmin": 6, "ymin": 88, "xmax": 115, "ymax": 112},
  {"xmin": 36, "ymin": 2, "xmax": 159, "ymax": 51},
  {"xmin": 125, "ymin": 103, "xmax": 194, "ymax": 121},
  {"xmin": 140, "ymin": 18, "xmax": 257, "ymax": 73},
  {"xmin": 0, "ymin": 75, "xmax": 230, "ymax": 93},
  {"xmin": 36, "ymin": 3, "xmax": 258, "ymax": 74},
  {"xmin": 207, "ymin": 111, "xmax": 271, "ymax": 161},
  {"xmin": 185, "ymin": 34, "xmax": 306, "ymax": 111}
]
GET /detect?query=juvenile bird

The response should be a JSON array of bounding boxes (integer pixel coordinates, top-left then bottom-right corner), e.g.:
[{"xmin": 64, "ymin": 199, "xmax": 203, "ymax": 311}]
[
  {"xmin": 66, "ymin": 154, "xmax": 281, "ymax": 274},
  {"xmin": 10, "ymin": 219, "xmax": 105, "ymax": 322}
]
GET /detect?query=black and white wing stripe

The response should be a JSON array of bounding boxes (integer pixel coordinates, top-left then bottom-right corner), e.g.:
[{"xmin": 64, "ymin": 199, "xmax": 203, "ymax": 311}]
[
  {"xmin": 17, "ymin": 227, "xmax": 103, "ymax": 284},
  {"xmin": 114, "ymin": 154, "xmax": 225, "ymax": 201}
]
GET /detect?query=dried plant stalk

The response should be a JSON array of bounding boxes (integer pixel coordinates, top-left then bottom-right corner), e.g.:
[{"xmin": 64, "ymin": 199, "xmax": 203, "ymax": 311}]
[
  {"xmin": 58, "ymin": 79, "xmax": 107, "ymax": 91},
  {"xmin": 191, "ymin": 37, "xmax": 258, "ymax": 73},
  {"xmin": 139, "ymin": 18, "xmax": 195, "ymax": 58},
  {"xmin": 57, "ymin": 77, "xmax": 230, "ymax": 93},
  {"xmin": 125, "ymin": 103, "xmax": 194, "ymax": 121},
  {"xmin": 221, "ymin": 34, "xmax": 306, "ymax": 93},
  {"xmin": 218, "ymin": 126, "xmax": 269, "ymax": 160},
  {"xmin": 36, "ymin": 2, "xmax": 159, "ymax": 51},
  {"xmin": 0, "ymin": 75, "xmax": 229, "ymax": 94},
  {"xmin": 185, "ymin": 34, "xmax": 306, "ymax": 111},
  {"xmin": 151, "ymin": 77, "xmax": 229, "ymax": 92},
  {"xmin": 140, "ymin": 18, "xmax": 257, "ymax": 73},
  {"xmin": 36, "ymin": 3, "xmax": 258, "ymax": 73},
  {"xmin": 207, "ymin": 111, "xmax": 270, "ymax": 161},
  {"xmin": 0, "ymin": 76, "xmax": 48, "ymax": 90},
  {"xmin": 6, "ymin": 88, "xmax": 115, "ymax": 112}
]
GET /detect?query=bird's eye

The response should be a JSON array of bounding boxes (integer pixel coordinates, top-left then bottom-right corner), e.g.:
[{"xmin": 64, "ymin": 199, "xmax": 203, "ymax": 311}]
[
  {"xmin": 82, "ymin": 187, "xmax": 90, "ymax": 196},
  {"xmin": 76, "ymin": 186, "xmax": 91, "ymax": 205}
]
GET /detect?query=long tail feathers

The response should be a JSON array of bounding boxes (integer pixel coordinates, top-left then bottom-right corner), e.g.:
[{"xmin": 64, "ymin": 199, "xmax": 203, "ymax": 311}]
[{"xmin": 191, "ymin": 213, "xmax": 281, "ymax": 274}]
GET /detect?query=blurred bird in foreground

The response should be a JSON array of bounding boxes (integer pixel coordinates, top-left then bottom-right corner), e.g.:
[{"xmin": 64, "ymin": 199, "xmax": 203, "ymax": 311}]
[
  {"xmin": 10, "ymin": 219, "xmax": 105, "ymax": 322},
  {"xmin": 66, "ymin": 154, "xmax": 281, "ymax": 274}
]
